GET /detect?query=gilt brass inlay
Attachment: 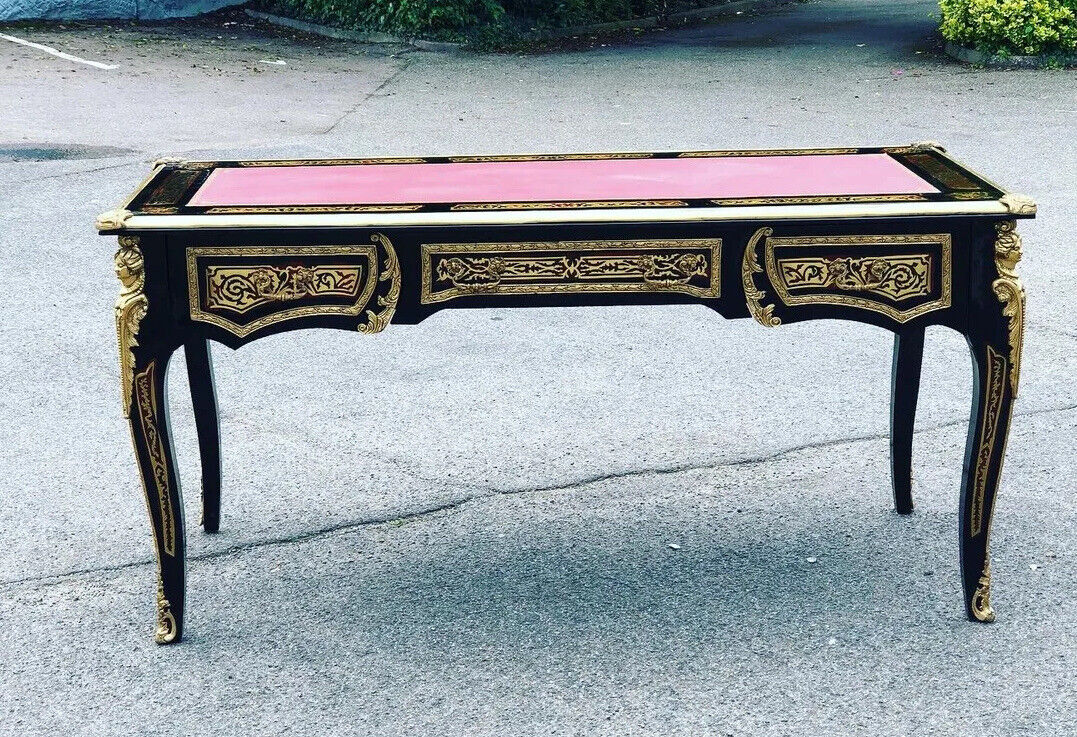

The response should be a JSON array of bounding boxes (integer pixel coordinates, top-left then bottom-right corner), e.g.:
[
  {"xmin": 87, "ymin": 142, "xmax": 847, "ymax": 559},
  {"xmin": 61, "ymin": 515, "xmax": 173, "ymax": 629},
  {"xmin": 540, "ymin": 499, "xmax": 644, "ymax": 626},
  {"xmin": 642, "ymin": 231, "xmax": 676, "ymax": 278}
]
[
  {"xmin": 421, "ymin": 239, "xmax": 720, "ymax": 304},
  {"xmin": 187, "ymin": 245, "xmax": 378, "ymax": 338},
  {"xmin": 713, "ymin": 194, "xmax": 927, "ymax": 206},
  {"xmin": 764, "ymin": 234, "xmax": 952, "ymax": 323},
  {"xmin": 134, "ymin": 361, "xmax": 176, "ymax": 558},
  {"xmin": 993, "ymin": 221, "xmax": 1025, "ymax": 394},
  {"xmin": 448, "ymin": 153, "xmax": 652, "ymax": 162},
  {"xmin": 206, "ymin": 265, "xmax": 364, "ymax": 313},
  {"xmin": 115, "ymin": 236, "xmax": 148, "ymax": 418},
  {"xmin": 679, "ymin": 148, "xmax": 859, "ymax": 157},
  {"xmin": 742, "ymin": 227, "xmax": 780, "ymax": 327},
  {"xmin": 778, "ymin": 254, "xmax": 932, "ymax": 301},
  {"xmin": 450, "ymin": 200, "xmax": 687, "ymax": 211},
  {"xmin": 970, "ymin": 346, "xmax": 1008, "ymax": 538}
]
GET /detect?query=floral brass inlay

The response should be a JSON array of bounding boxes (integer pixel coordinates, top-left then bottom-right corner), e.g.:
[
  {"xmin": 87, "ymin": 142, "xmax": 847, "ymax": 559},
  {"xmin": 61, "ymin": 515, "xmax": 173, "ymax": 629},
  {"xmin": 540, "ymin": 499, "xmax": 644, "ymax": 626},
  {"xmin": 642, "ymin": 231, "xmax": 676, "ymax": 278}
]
[
  {"xmin": 422, "ymin": 239, "xmax": 720, "ymax": 304},
  {"xmin": 764, "ymin": 234, "xmax": 952, "ymax": 324},
  {"xmin": 359, "ymin": 234, "xmax": 401, "ymax": 334},
  {"xmin": 206, "ymin": 265, "xmax": 364, "ymax": 313},
  {"xmin": 187, "ymin": 245, "xmax": 379, "ymax": 338},
  {"xmin": 993, "ymin": 221, "xmax": 1025, "ymax": 394},
  {"xmin": 971, "ymin": 559, "xmax": 995, "ymax": 623},
  {"xmin": 135, "ymin": 361, "xmax": 176, "ymax": 557},
  {"xmin": 742, "ymin": 227, "xmax": 780, "ymax": 327},
  {"xmin": 115, "ymin": 235, "xmax": 148, "ymax": 418},
  {"xmin": 971, "ymin": 345, "xmax": 1007, "ymax": 537},
  {"xmin": 778, "ymin": 254, "xmax": 932, "ymax": 301}
]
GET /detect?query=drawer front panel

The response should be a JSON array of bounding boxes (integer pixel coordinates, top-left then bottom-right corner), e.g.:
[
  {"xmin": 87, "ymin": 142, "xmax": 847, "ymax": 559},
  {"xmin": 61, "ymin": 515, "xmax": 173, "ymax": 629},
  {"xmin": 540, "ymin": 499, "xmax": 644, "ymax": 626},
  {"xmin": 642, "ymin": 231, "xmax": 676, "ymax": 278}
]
[
  {"xmin": 763, "ymin": 233, "xmax": 952, "ymax": 323},
  {"xmin": 187, "ymin": 245, "xmax": 379, "ymax": 337},
  {"xmin": 421, "ymin": 238, "xmax": 721, "ymax": 305}
]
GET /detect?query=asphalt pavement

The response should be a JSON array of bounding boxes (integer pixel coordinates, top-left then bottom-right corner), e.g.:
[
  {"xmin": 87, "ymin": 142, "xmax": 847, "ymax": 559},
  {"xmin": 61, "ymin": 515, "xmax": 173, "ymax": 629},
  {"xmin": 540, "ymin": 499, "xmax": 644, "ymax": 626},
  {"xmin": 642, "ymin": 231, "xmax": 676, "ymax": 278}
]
[{"xmin": 1, "ymin": 1, "xmax": 1075, "ymax": 734}]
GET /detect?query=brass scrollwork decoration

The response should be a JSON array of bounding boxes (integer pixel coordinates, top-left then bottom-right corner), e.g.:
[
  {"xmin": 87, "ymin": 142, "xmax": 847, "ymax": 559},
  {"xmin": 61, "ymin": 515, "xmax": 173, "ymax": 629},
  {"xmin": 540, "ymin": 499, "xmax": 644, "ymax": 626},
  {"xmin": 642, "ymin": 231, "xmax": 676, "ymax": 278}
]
[
  {"xmin": 207, "ymin": 265, "xmax": 363, "ymax": 313},
  {"xmin": 359, "ymin": 233, "xmax": 401, "ymax": 334},
  {"xmin": 971, "ymin": 559, "xmax": 995, "ymax": 623},
  {"xmin": 742, "ymin": 227, "xmax": 780, "ymax": 327},
  {"xmin": 436, "ymin": 252, "xmax": 707, "ymax": 291},
  {"xmin": 779, "ymin": 255, "xmax": 931, "ymax": 301},
  {"xmin": 115, "ymin": 236, "xmax": 148, "ymax": 418},
  {"xmin": 993, "ymin": 221, "xmax": 1025, "ymax": 394}
]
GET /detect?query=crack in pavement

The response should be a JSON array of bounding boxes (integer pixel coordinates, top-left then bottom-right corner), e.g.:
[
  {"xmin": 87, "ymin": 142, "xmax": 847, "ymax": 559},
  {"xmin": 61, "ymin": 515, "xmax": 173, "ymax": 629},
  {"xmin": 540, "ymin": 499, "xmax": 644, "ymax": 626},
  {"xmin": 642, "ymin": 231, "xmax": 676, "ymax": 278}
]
[
  {"xmin": 4, "ymin": 400, "xmax": 1074, "ymax": 593},
  {"xmin": 321, "ymin": 57, "xmax": 413, "ymax": 135},
  {"xmin": 20, "ymin": 159, "xmax": 146, "ymax": 183}
]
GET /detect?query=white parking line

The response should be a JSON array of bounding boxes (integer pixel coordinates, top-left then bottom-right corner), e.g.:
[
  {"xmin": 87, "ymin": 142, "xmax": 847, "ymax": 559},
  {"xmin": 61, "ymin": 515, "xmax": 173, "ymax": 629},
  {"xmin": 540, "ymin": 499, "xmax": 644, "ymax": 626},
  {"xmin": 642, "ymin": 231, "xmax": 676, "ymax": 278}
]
[{"xmin": 0, "ymin": 32, "xmax": 118, "ymax": 70}]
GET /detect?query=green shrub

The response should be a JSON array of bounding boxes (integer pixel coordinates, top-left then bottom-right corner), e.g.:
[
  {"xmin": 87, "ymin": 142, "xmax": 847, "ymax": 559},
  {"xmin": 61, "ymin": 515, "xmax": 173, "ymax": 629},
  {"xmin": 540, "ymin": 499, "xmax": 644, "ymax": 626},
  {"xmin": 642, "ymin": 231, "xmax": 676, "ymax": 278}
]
[
  {"xmin": 258, "ymin": 0, "xmax": 716, "ymax": 40},
  {"xmin": 939, "ymin": 0, "xmax": 1077, "ymax": 55},
  {"xmin": 262, "ymin": 0, "xmax": 505, "ymax": 39}
]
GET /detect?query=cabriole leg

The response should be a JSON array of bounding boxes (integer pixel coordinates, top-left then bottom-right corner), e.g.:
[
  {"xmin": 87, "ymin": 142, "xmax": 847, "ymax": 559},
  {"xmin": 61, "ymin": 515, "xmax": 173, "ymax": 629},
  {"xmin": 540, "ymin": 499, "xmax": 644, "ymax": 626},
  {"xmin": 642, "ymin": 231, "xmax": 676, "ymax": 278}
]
[
  {"xmin": 116, "ymin": 235, "xmax": 187, "ymax": 644},
  {"xmin": 185, "ymin": 339, "xmax": 222, "ymax": 533},
  {"xmin": 959, "ymin": 219, "xmax": 1024, "ymax": 622},
  {"xmin": 959, "ymin": 339, "xmax": 1016, "ymax": 622},
  {"xmin": 128, "ymin": 350, "xmax": 187, "ymax": 643},
  {"xmin": 890, "ymin": 327, "xmax": 925, "ymax": 515}
]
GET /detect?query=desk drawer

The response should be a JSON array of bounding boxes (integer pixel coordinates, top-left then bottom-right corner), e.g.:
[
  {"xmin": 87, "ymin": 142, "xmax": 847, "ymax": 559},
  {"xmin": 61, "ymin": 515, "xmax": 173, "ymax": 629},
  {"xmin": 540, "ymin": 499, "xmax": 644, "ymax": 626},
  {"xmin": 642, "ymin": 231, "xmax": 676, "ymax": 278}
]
[
  {"xmin": 186, "ymin": 245, "xmax": 380, "ymax": 337},
  {"xmin": 760, "ymin": 232, "xmax": 952, "ymax": 323},
  {"xmin": 420, "ymin": 238, "xmax": 721, "ymax": 305}
]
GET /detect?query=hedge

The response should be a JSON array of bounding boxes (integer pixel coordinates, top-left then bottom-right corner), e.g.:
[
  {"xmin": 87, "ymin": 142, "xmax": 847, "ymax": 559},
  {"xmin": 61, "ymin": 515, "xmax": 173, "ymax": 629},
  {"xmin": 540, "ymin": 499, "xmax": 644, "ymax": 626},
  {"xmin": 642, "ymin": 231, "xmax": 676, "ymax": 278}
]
[
  {"xmin": 939, "ymin": 0, "xmax": 1077, "ymax": 55},
  {"xmin": 255, "ymin": 0, "xmax": 720, "ymax": 41}
]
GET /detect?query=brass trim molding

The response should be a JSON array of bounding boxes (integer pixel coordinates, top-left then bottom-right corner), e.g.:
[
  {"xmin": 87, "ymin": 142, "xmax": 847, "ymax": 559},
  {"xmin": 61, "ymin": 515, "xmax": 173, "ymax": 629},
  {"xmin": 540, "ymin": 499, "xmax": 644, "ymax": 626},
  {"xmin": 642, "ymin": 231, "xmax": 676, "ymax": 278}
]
[
  {"xmin": 884, "ymin": 141, "xmax": 946, "ymax": 154},
  {"xmin": 201, "ymin": 205, "xmax": 424, "ymax": 214},
  {"xmin": 116, "ymin": 200, "xmax": 1017, "ymax": 231},
  {"xmin": 359, "ymin": 234, "xmax": 401, "ymax": 334},
  {"xmin": 993, "ymin": 221, "xmax": 1025, "ymax": 393},
  {"xmin": 679, "ymin": 148, "xmax": 859, "ymax": 157},
  {"xmin": 971, "ymin": 559, "xmax": 995, "ymax": 623},
  {"xmin": 236, "ymin": 157, "xmax": 427, "ymax": 167},
  {"xmin": 420, "ymin": 239, "xmax": 721, "ymax": 305},
  {"xmin": 970, "ymin": 346, "xmax": 1007, "ymax": 537},
  {"xmin": 448, "ymin": 153, "xmax": 653, "ymax": 162},
  {"xmin": 742, "ymin": 227, "xmax": 780, "ymax": 327},
  {"xmin": 764, "ymin": 234, "xmax": 952, "ymax": 324},
  {"xmin": 187, "ymin": 245, "xmax": 379, "ymax": 338},
  {"xmin": 115, "ymin": 236, "xmax": 148, "ymax": 417}
]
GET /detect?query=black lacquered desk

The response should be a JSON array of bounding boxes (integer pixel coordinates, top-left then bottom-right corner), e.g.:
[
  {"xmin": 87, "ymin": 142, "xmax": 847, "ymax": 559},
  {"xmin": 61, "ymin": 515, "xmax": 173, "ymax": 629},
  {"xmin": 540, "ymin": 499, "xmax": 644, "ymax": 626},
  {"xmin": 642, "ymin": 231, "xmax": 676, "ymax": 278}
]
[{"xmin": 97, "ymin": 144, "xmax": 1032, "ymax": 643}]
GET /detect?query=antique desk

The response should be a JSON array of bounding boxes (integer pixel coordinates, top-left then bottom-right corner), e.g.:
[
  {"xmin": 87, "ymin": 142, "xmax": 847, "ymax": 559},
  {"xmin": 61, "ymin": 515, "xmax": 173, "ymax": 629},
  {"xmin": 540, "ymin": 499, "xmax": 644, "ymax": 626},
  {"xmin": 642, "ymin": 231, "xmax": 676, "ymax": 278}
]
[{"xmin": 97, "ymin": 144, "xmax": 1033, "ymax": 644}]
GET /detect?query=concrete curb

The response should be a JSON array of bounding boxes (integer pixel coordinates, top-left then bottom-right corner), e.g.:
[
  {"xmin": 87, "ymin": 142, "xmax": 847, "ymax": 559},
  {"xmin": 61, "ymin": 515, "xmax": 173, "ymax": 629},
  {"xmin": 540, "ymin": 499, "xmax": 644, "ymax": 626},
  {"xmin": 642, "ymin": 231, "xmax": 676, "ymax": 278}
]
[
  {"xmin": 246, "ymin": 0, "xmax": 794, "ymax": 51},
  {"xmin": 244, "ymin": 9, "xmax": 464, "ymax": 50},
  {"xmin": 944, "ymin": 41, "xmax": 1077, "ymax": 69}
]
